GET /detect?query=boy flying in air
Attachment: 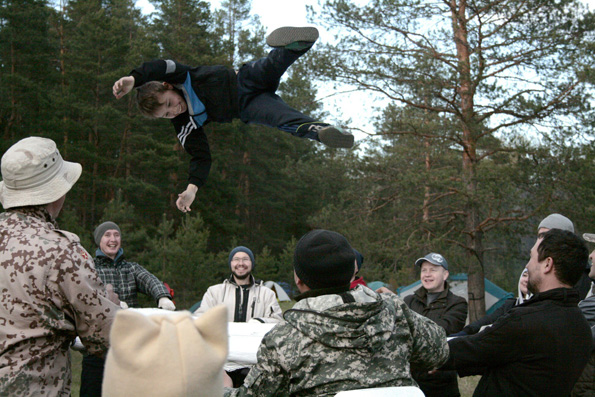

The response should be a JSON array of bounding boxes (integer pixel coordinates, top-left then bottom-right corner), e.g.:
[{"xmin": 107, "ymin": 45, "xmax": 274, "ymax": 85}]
[{"xmin": 113, "ymin": 26, "xmax": 353, "ymax": 212}]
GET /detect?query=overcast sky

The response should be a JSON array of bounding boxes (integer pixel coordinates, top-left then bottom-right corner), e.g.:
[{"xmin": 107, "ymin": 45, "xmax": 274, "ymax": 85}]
[{"xmin": 135, "ymin": 0, "xmax": 595, "ymax": 140}]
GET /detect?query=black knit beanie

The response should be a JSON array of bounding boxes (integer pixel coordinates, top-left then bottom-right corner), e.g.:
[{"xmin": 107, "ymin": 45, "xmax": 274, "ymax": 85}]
[
  {"xmin": 228, "ymin": 246, "xmax": 255, "ymax": 271},
  {"xmin": 294, "ymin": 229, "xmax": 355, "ymax": 290}
]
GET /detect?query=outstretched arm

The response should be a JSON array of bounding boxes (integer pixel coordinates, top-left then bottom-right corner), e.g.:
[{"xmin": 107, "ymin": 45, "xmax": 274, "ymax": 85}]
[
  {"xmin": 113, "ymin": 76, "xmax": 135, "ymax": 99},
  {"xmin": 177, "ymin": 183, "xmax": 198, "ymax": 213}
]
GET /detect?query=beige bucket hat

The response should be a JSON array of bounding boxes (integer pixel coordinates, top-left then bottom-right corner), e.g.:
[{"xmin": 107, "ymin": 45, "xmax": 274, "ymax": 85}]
[{"xmin": 0, "ymin": 137, "xmax": 82, "ymax": 209}]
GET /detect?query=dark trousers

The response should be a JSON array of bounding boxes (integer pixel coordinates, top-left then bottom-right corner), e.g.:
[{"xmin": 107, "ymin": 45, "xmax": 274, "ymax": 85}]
[
  {"xmin": 80, "ymin": 354, "xmax": 105, "ymax": 397},
  {"xmin": 237, "ymin": 47, "xmax": 321, "ymax": 140},
  {"xmin": 227, "ymin": 367, "xmax": 251, "ymax": 388}
]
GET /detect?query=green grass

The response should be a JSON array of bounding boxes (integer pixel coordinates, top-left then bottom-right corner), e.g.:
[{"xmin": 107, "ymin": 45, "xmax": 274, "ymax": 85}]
[
  {"xmin": 70, "ymin": 351, "xmax": 83, "ymax": 396},
  {"xmin": 459, "ymin": 376, "xmax": 481, "ymax": 397}
]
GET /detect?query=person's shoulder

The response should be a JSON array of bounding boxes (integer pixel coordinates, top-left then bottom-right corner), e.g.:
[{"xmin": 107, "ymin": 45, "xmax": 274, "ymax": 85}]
[
  {"xmin": 447, "ymin": 290, "xmax": 467, "ymax": 304},
  {"xmin": 54, "ymin": 228, "xmax": 81, "ymax": 244},
  {"xmin": 402, "ymin": 293, "xmax": 415, "ymax": 306},
  {"xmin": 258, "ymin": 321, "xmax": 296, "ymax": 353},
  {"xmin": 206, "ymin": 281, "xmax": 227, "ymax": 292}
]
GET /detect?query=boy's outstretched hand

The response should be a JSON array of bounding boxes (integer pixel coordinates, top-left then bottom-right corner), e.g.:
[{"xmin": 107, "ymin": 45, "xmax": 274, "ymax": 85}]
[
  {"xmin": 177, "ymin": 184, "xmax": 198, "ymax": 212},
  {"xmin": 113, "ymin": 76, "xmax": 135, "ymax": 99}
]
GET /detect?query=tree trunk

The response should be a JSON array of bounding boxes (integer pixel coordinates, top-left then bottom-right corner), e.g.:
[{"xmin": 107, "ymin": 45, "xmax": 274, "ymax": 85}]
[{"xmin": 451, "ymin": 0, "xmax": 486, "ymax": 320}]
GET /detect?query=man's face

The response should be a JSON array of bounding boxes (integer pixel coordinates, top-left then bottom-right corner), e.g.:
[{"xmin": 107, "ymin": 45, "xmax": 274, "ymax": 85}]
[
  {"xmin": 100, "ymin": 229, "xmax": 121, "ymax": 260},
  {"xmin": 420, "ymin": 262, "xmax": 448, "ymax": 293},
  {"xmin": 526, "ymin": 238, "xmax": 544, "ymax": 295},
  {"xmin": 589, "ymin": 249, "xmax": 595, "ymax": 279},
  {"xmin": 152, "ymin": 88, "xmax": 187, "ymax": 119},
  {"xmin": 231, "ymin": 252, "xmax": 252, "ymax": 281}
]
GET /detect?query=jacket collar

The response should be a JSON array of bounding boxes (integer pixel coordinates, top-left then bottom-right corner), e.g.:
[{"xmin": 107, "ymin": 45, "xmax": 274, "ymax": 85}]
[
  {"xmin": 95, "ymin": 247, "xmax": 124, "ymax": 264},
  {"xmin": 227, "ymin": 274, "xmax": 257, "ymax": 287},
  {"xmin": 294, "ymin": 284, "xmax": 352, "ymax": 302},
  {"xmin": 414, "ymin": 280, "xmax": 451, "ymax": 301},
  {"xmin": 520, "ymin": 287, "xmax": 580, "ymax": 307},
  {"xmin": 9, "ymin": 206, "xmax": 58, "ymax": 228}
]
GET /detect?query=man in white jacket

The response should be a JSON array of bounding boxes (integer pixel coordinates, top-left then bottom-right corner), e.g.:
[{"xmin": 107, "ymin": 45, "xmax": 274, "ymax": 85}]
[
  {"xmin": 195, "ymin": 246, "xmax": 282, "ymax": 386},
  {"xmin": 194, "ymin": 246, "xmax": 282, "ymax": 323}
]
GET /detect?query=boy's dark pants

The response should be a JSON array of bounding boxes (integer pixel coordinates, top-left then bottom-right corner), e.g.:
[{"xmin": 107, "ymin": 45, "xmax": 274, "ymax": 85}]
[{"xmin": 237, "ymin": 47, "xmax": 321, "ymax": 140}]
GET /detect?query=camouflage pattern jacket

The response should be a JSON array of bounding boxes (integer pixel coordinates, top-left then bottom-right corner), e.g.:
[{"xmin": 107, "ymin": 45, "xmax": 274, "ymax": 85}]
[
  {"xmin": 0, "ymin": 207, "xmax": 120, "ymax": 396},
  {"xmin": 225, "ymin": 285, "xmax": 449, "ymax": 396}
]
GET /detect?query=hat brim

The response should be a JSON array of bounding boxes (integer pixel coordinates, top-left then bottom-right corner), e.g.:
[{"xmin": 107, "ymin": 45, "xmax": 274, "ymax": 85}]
[
  {"xmin": 0, "ymin": 160, "xmax": 82, "ymax": 209},
  {"xmin": 414, "ymin": 258, "xmax": 426, "ymax": 267},
  {"xmin": 415, "ymin": 257, "xmax": 448, "ymax": 270}
]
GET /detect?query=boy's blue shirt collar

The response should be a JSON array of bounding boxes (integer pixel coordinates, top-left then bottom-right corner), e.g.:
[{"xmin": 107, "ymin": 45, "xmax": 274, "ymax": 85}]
[{"xmin": 96, "ymin": 247, "xmax": 124, "ymax": 263}]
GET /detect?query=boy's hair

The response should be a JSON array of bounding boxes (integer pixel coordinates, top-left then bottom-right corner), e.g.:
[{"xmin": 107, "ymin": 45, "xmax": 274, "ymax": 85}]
[{"xmin": 136, "ymin": 81, "xmax": 169, "ymax": 118}]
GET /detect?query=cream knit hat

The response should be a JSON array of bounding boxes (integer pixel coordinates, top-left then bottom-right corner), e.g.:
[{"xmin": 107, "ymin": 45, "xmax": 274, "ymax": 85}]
[{"xmin": 102, "ymin": 306, "xmax": 228, "ymax": 396}]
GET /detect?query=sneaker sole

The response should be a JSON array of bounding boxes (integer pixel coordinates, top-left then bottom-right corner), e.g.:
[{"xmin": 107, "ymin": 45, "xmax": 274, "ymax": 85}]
[
  {"xmin": 319, "ymin": 127, "xmax": 354, "ymax": 149},
  {"xmin": 266, "ymin": 27, "xmax": 319, "ymax": 48}
]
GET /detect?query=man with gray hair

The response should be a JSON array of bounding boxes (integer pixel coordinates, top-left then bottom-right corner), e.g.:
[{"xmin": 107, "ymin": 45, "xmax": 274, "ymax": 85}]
[{"xmin": 0, "ymin": 137, "xmax": 120, "ymax": 396}]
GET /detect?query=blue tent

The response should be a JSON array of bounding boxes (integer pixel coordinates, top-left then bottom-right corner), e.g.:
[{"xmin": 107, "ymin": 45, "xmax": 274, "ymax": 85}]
[
  {"xmin": 397, "ymin": 273, "xmax": 514, "ymax": 315},
  {"xmin": 367, "ymin": 281, "xmax": 392, "ymax": 291}
]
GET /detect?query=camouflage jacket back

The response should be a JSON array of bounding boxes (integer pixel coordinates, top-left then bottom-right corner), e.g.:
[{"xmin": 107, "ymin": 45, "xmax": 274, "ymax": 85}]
[
  {"xmin": 226, "ymin": 285, "xmax": 449, "ymax": 396},
  {"xmin": 0, "ymin": 208, "xmax": 119, "ymax": 396}
]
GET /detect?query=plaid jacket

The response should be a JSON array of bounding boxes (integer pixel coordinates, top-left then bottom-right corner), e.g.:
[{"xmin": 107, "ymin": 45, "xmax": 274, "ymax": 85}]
[{"xmin": 93, "ymin": 250, "xmax": 171, "ymax": 307}]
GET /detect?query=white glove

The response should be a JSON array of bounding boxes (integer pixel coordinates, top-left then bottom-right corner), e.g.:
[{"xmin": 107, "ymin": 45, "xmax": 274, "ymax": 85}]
[{"xmin": 158, "ymin": 297, "xmax": 176, "ymax": 311}]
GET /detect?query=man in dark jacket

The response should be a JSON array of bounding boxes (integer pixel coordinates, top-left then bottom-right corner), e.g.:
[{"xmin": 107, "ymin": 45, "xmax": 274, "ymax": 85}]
[
  {"xmin": 571, "ymin": 233, "xmax": 595, "ymax": 396},
  {"xmin": 404, "ymin": 252, "xmax": 468, "ymax": 397},
  {"xmin": 112, "ymin": 26, "xmax": 354, "ymax": 213},
  {"xmin": 445, "ymin": 229, "xmax": 593, "ymax": 397}
]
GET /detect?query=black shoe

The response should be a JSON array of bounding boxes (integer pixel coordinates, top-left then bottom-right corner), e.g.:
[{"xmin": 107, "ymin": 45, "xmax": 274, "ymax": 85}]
[
  {"xmin": 266, "ymin": 26, "xmax": 319, "ymax": 51},
  {"xmin": 318, "ymin": 126, "xmax": 354, "ymax": 149}
]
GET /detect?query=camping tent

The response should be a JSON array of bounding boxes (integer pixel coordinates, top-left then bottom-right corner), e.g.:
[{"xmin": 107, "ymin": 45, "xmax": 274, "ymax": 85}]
[
  {"xmin": 367, "ymin": 281, "xmax": 392, "ymax": 291},
  {"xmin": 397, "ymin": 273, "xmax": 514, "ymax": 316},
  {"xmin": 264, "ymin": 281, "xmax": 291, "ymax": 302}
]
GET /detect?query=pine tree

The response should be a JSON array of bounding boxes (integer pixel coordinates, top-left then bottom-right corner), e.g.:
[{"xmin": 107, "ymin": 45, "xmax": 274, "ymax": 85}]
[{"xmin": 314, "ymin": 0, "xmax": 595, "ymax": 319}]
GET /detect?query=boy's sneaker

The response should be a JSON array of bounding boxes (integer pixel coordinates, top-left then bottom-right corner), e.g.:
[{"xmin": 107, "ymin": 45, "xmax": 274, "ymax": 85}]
[
  {"xmin": 266, "ymin": 26, "xmax": 319, "ymax": 51},
  {"xmin": 318, "ymin": 126, "xmax": 354, "ymax": 149}
]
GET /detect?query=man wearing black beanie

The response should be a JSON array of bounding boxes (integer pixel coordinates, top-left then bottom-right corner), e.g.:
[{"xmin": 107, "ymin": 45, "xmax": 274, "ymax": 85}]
[{"xmin": 225, "ymin": 229, "xmax": 449, "ymax": 396}]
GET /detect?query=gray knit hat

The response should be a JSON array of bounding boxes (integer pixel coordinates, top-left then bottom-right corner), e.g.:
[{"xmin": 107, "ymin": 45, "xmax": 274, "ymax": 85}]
[
  {"xmin": 94, "ymin": 221, "xmax": 121, "ymax": 245},
  {"xmin": 537, "ymin": 214, "xmax": 574, "ymax": 233}
]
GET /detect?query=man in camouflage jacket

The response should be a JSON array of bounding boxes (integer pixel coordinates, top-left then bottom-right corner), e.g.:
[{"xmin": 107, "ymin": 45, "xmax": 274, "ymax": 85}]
[
  {"xmin": 225, "ymin": 229, "xmax": 449, "ymax": 396},
  {"xmin": 0, "ymin": 137, "xmax": 120, "ymax": 396}
]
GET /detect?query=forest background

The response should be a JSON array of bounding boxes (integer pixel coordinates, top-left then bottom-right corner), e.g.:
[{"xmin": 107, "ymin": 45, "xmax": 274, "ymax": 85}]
[{"xmin": 1, "ymin": 0, "xmax": 594, "ymax": 319}]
